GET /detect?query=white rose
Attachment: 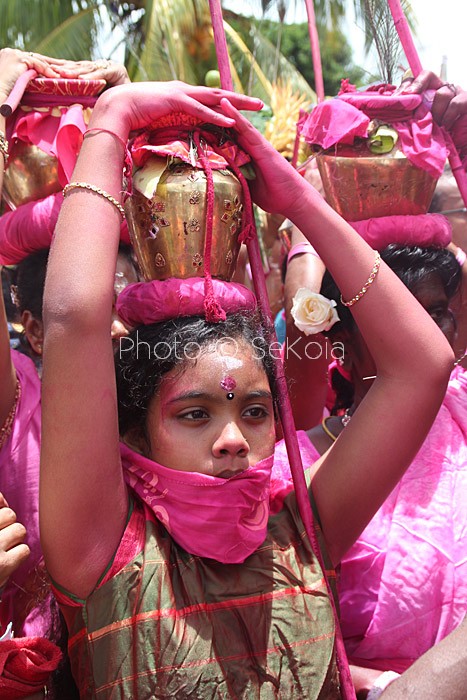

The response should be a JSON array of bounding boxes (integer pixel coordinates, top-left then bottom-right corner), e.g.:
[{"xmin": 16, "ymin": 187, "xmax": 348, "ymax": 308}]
[{"xmin": 291, "ymin": 288, "xmax": 340, "ymax": 335}]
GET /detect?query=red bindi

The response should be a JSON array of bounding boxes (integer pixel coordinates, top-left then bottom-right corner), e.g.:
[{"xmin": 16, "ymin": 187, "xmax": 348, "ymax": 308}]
[{"xmin": 220, "ymin": 376, "xmax": 237, "ymax": 392}]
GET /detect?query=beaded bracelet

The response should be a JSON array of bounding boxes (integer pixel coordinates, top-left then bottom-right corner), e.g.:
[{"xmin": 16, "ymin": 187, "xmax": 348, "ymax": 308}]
[
  {"xmin": 63, "ymin": 182, "xmax": 125, "ymax": 220},
  {"xmin": 0, "ymin": 131, "xmax": 8, "ymax": 163},
  {"xmin": 287, "ymin": 241, "xmax": 320, "ymax": 265},
  {"xmin": 341, "ymin": 251, "xmax": 381, "ymax": 308}
]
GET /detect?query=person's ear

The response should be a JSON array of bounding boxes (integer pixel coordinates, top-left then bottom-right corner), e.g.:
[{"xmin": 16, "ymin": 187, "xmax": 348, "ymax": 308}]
[
  {"xmin": 21, "ymin": 311, "xmax": 44, "ymax": 355},
  {"xmin": 328, "ymin": 328, "xmax": 354, "ymax": 376},
  {"xmin": 122, "ymin": 426, "xmax": 149, "ymax": 456}
]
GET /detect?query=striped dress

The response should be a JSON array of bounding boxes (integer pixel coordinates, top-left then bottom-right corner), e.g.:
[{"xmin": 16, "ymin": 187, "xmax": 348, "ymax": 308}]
[{"xmin": 55, "ymin": 492, "xmax": 342, "ymax": 699}]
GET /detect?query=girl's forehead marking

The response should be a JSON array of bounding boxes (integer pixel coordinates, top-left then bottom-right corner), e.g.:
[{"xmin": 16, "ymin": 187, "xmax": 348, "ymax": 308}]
[
  {"xmin": 220, "ymin": 376, "xmax": 237, "ymax": 391},
  {"xmin": 216, "ymin": 352, "xmax": 244, "ymax": 370}
]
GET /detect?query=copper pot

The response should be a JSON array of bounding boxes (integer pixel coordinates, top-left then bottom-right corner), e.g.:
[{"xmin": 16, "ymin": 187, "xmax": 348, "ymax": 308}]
[
  {"xmin": 316, "ymin": 142, "xmax": 437, "ymax": 220},
  {"xmin": 2, "ymin": 78, "xmax": 106, "ymax": 209},
  {"xmin": 3, "ymin": 140, "xmax": 61, "ymax": 209},
  {"xmin": 125, "ymin": 158, "xmax": 243, "ymax": 281}
]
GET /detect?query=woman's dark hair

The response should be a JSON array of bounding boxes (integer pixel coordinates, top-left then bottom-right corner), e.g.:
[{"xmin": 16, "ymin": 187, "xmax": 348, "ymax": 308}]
[
  {"xmin": 321, "ymin": 244, "xmax": 462, "ymax": 413},
  {"xmin": 117, "ymin": 242, "xmax": 140, "ymax": 279},
  {"xmin": 12, "ymin": 243, "xmax": 138, "ymax": 322},
  {"xmin": 1, "ymin": 266, "xmax": 17, "ymax": 322},
  {"xmin": 13, "ymin": 248, "xmax": 49, "ymax": 319},
  {"xmin": 115, "ymin": 310, "xmax": 277, "ymax": 437}
]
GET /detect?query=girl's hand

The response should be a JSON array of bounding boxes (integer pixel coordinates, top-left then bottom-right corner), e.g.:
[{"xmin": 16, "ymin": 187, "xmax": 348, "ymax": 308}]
[
  {"xmin": 89, "ymin": 81, "xmax": 264, "ymax": 141},
  {"xmin": 51, "ymin": 58, "xmax": 131, "ymax": 86},
  {"xmin": 401, "ymin": 69, "xmax": 467, "ymax": 129},
  {"xmin": 0, "ymin": 48, "xmax": 61, "ymax": 100},
  {"xmin": 219, "ymin": 98, "xmax": 307, "ymax": 216},
  {"xmin": 400, "ymin": 69, "xmax": 467, "ymax": 158}
]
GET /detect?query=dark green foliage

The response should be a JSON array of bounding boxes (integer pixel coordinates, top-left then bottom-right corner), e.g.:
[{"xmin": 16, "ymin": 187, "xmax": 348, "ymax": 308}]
[{"xmin": 227, "ymin": 14, "xmax": 372, "ymax": 95}]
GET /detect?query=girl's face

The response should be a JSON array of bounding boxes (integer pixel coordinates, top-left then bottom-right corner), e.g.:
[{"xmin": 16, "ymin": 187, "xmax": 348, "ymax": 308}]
[
  {"xmin": 410, "ymin": 273, "xmax": 456, "ymax": 348},
  {"xmin": 345, "ymin": 271, "xmax": 456, "ymax": 405},
  {"xmin": 145, "ymin": 339, "xmax": 276, "ymax": 477}
]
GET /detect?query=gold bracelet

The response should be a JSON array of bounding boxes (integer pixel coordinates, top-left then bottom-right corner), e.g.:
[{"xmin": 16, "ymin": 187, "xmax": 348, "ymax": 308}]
[
  {"xmin": 63, "ymin": 182, "xmax": 125, "ymax": 220},
  {"xmin": 341, "ymin": 251, "xmax": 381, "ymax": 308},
  {"xmin": 0, "ymin": 131, "xmax": 8, "ymax": 163}
]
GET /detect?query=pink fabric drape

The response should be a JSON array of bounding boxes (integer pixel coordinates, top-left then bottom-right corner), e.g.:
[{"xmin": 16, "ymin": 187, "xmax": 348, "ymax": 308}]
[
  {"xmin": 349, "ymin": 214, "xmax": 452, "ymax": 250},
  {"xmin": 300, "ymin": 86, "xmax": 448, "ymax": 178},
  {"xmin": 339, "ymin": 368, "xmax": 467, "ymax": 672},
  {"xmin": 6, "ymin": 104, "xmax": 88, "ymax": 185}
]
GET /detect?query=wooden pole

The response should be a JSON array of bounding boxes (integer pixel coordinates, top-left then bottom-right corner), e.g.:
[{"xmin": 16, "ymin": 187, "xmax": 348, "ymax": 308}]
[
  {"xmin": 387, "ymin": 0, "xmax": 467, "ymax": 208},
  {"xmin": 304, "ymin": 0, "xmax": 325, "ymax": 102},
  {"xmin": 207, "ymin": 0, "xmax": 233, "ymax": 91},
  {"xmin": 207, "ymin": 1, "xmax": 356, "ymax": 696}
]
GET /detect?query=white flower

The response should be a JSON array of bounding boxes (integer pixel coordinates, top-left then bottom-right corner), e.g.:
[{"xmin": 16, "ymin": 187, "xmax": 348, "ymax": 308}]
[{"xmin": 291, "ymin": 288, "xmax": 340, "ymax": 335}]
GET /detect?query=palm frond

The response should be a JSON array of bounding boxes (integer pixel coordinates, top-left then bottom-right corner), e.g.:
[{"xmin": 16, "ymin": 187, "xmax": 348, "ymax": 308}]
[
  {"xmin": 33, "ymin": 8, "xmax": 102, "ymax": 60},
  {"xmin": 126, "ymin": 0, "xmax": 212, "ymax": 83},
  {"xmin": 223, "ymin": 21, "xmax": 272, "ymax": 98},
  {"xmin": 0, "ymin": 0, "xmax": 98, "ymax": 49},
  {"xmin": 353, "ymin": 0, "xmax": 416, "ymax": 53},
  {"xmin": 231, "ymin": 23, "xmax": 316, "ymax": 102}
]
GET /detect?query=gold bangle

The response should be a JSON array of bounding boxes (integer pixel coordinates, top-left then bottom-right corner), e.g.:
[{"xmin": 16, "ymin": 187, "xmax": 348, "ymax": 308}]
[
  {"xmin": 340, "ymin": 251, "xmax": 381, "ymax": 308},
  {"xmin": 63, "ymin": 181, "xmax": 125, "ymax": 220},
  {"xmin": 0, "ymin": 131, "xmax": 8, "ymax": 163}
]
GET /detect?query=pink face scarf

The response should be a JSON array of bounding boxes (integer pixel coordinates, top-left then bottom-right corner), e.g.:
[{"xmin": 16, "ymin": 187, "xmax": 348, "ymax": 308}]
[{"xmin": 120, "ymin": 442, "xmax": 273, "ymax": 564}]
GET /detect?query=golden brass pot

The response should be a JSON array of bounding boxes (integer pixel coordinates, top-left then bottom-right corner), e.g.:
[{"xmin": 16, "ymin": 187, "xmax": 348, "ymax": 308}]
[
  {"xmin": 125, "ymin": 157, "xmax": 243, "ymax": 281},
  {"xmin": 3, "ymin": 140, "xmax": 61, "ymax": 209},
  {"xmin": 316, "ymin": 142, "xmax": 437, "ymax": 220}
]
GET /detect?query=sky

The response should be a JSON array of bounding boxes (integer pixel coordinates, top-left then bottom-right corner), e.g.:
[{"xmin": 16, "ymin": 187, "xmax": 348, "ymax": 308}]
[{"xmin": 224, "ymin": 0, "xmax": 467, "ymax": 87}]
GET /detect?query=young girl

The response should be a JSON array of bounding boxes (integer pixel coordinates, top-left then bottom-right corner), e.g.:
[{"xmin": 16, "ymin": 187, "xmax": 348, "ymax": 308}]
[{"xmin": 39, "ymin": 80, "xmax": 453, "ymax": 698}]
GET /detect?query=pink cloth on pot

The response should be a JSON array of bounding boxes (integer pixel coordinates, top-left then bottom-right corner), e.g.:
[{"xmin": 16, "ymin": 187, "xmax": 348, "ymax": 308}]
[
  {"xmin": 7, "ymin": 103, "xmax": 87, "ymax": 185},
  {"xmin": 116, "ymin": 278, "xmax": 257, "ymax": 328},
  {"xmin": 0, "ymin": 192, "xmax": 130, "ymax": 265},
  {"xmin": 299, "ymin": 85, "xmax": 447, "ymax": 178},
  {"xmin": 130, "ymin": 126, "xmax": 251, "ymax": 170},
  {"xmin": 348, "ymin": 214, "xmax": 452, "ymax": 250},
  {"xmin": 0, "ymin": 194, "xmax": 61, "ymax": 265}
]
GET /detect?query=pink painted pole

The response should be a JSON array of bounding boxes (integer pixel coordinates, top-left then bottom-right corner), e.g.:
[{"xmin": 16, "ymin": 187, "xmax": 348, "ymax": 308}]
[
  {"xmin": 304, "ymin": 0, "xmax": 325, "ymax": 102},
  {"xmin": 207, "ymin": 0, "xmax": 233, "ymax": 92},
  {"xmin": 291, "ymin": 127, "xmax": 301, "ymax": 169},
  {"xmin": 208, "ymin": 1, "xmax": 356, "ymax": 694},
  {"xmin": 0, "ymin": 69, "xmax": 37, "ymax": 117},
  {"xmin": 246, "ymin": 240, "xmax": 357, "ymax": 700},
  {"xmin": 387, "ymin": 0, "xmax": 467, "ymax": 208}
]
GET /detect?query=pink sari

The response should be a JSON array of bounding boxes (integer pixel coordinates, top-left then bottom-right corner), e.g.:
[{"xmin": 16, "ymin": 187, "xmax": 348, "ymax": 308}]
[
  {"xmin": 338, "ymin": 367, "xmax": 467, "ymax": 672},
  {"xmin": 0, "ymin": 351, "xmax": 53, "ymax": 639}
]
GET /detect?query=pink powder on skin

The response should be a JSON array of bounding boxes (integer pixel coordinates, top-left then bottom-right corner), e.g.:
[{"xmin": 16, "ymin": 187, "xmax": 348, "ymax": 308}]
[{"xmin": 220, "ymin": 376, "xmax": 237, "ymax": 391}]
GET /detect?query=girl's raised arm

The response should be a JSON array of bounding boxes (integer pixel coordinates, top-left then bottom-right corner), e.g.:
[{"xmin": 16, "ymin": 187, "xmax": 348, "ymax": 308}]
[
  {"xmin": 0, "ymin": 49, "xmax": 62, "ymax": 428},
  {"xmin": 222, "ymin": 99, "xmax": 454, "ymax": 565}
]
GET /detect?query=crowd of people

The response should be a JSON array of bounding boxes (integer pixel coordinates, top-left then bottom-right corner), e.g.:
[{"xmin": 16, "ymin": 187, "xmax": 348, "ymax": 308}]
[{"xmin": 0, "ymin": 45, "xmax": 466, "ymax": 699}]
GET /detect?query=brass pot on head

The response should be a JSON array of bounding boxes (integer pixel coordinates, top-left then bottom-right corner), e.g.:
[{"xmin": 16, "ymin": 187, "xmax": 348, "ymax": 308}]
[
  {"xmin": 316, "ymin": 142, "xmax": 438, "ymax": 220},
  {"xmin": 3, "ymin": 140, "xmax": 60, "ymax": 209},
  {"xmin": 125, "ymin": 157, "xmax": 243, "ymax": 281},
  {"xmin": 2, "ymin": 77, "xmax": 106, "ymax": 209}
]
